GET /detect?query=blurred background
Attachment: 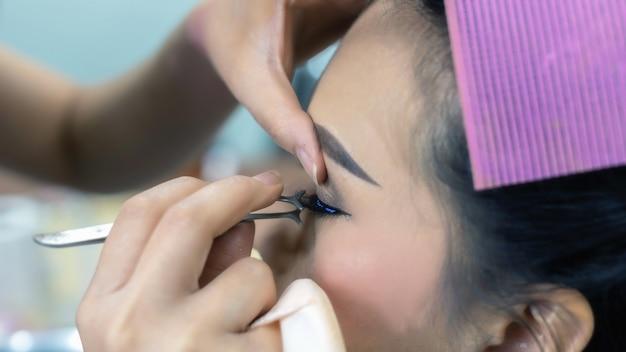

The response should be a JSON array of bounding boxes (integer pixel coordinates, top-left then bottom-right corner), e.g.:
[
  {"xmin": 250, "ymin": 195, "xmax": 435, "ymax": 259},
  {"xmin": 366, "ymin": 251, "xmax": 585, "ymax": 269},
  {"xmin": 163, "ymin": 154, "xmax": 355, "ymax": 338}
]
[{"xmin": 0, "ymin": 0, "xmax": 334, "ymax": 350}]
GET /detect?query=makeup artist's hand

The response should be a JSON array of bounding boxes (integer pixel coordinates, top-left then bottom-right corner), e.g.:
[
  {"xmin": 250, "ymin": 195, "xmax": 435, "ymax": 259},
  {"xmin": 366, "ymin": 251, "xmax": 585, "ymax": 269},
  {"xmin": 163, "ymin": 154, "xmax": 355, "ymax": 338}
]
[
  {"xmin": 77, "ymin": 173, "xmax": 284, "ymax": 351},
  {"xmin": 186, "ymin": 0, "xmax": 368, "ymax": 185}
]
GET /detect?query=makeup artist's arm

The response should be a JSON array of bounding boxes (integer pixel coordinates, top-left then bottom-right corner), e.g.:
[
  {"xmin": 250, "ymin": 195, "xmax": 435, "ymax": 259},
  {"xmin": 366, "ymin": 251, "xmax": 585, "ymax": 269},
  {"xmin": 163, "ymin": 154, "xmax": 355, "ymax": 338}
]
[
  {"xmin": 0, "ymin": 33, "xmax": 235, "ymax": 192},
  {"xmin": 0, "ymin": 0, "xmax": 367, "ymax": 192}
]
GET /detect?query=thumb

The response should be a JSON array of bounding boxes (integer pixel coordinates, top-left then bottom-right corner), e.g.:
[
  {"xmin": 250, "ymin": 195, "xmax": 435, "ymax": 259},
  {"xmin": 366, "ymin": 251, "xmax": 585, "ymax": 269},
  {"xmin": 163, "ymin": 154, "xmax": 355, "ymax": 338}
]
[
  {"xmin": 247, "ymin": 74, "xmax": 327, "ymax": 185},
  {"xmin": 199, "ymin": 221, "xmax": 256, "ymax": 286}
]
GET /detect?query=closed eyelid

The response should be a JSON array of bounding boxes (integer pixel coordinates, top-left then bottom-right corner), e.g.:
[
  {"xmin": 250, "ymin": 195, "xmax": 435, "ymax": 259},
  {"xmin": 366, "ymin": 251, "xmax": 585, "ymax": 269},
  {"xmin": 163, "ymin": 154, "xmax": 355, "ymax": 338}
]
[{"xmin": 316, "ymin": 182, "xmax": 342, "ymax": 207}]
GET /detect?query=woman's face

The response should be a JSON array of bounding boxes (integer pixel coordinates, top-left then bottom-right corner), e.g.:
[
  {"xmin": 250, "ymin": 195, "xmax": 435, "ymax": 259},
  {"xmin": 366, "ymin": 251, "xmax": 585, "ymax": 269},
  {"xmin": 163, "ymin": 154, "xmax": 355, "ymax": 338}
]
[{"xmin": 281, "ymin": 1, "xmax": 449, "ymax": 350}]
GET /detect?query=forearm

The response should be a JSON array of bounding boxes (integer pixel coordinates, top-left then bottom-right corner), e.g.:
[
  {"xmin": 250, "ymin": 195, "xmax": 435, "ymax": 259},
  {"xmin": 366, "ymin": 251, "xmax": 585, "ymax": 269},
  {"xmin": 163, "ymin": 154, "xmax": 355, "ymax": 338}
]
[
  {"xmin": 0, "ymin": 47, "xmax": 78, "ymax": 184},
  {"xmin": 0, "ymin": 23, "xmax": 237, "ymax": 191},
  {"xmin": 67, "ymin": 24, "xmax": 237, "ymax": 191}
]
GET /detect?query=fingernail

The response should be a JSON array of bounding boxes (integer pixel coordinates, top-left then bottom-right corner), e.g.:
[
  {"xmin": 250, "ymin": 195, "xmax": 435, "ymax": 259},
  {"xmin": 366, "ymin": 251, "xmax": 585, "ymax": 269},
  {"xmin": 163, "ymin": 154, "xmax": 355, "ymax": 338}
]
[
  {"xmin": 253, "ymin": 170, "xmax": 282, "ymax": 185},
  {"xmin": 528, "ymin": 304, "xmax": 543, "ymax": 322},
  {"xmin": 296, "ymin": 148, "xmax": 319, "ymax": 186}
]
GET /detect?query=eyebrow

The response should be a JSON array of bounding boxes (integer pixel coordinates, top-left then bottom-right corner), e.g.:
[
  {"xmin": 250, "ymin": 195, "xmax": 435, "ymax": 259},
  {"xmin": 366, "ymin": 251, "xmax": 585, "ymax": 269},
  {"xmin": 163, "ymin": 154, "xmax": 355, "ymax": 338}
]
[{"xmin": 315, "ymin": 123, "xmax": 380, "ymax": 186}]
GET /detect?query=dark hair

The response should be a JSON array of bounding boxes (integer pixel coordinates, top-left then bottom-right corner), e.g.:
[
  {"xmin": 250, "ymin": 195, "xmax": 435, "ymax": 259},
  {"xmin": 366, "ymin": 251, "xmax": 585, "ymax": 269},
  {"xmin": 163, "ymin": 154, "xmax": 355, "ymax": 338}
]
[{"xmin": 417, "ymin": 1, "xmax": 626, "ymax": 350}]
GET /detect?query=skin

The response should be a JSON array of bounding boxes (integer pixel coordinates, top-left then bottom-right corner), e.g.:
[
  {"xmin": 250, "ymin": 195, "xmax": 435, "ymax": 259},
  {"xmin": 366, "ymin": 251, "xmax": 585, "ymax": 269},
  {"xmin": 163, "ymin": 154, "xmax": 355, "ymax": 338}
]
[
  {"xmin": 267, "ymin": 2, "xmax": 449, "ymax": 351},
  {"xmin": 79, "ymin": 2, "xmax": 446, "ymax": 346}
]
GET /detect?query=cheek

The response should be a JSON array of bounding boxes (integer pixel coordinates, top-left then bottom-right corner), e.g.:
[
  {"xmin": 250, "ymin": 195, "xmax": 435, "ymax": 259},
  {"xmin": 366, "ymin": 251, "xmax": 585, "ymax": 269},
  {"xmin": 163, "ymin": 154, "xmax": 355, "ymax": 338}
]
[{"xmin": 311, "ymin": 221, "xmax": 446, "ymax": 336}]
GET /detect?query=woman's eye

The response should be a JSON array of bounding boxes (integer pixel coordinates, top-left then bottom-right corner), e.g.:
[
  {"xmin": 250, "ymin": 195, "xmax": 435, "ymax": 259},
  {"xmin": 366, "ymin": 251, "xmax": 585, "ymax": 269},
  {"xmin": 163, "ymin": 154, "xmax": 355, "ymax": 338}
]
[{"xmin": 306, "ymin": 194, "xmax": 348, "ymax": 217}]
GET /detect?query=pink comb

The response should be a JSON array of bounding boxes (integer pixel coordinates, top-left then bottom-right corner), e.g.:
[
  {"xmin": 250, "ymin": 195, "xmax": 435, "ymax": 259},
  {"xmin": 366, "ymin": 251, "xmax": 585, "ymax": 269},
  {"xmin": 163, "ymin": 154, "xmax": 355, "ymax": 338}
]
[{"xmin": 444, "ymin": 0, "xmax": 626, "ymax": 190}]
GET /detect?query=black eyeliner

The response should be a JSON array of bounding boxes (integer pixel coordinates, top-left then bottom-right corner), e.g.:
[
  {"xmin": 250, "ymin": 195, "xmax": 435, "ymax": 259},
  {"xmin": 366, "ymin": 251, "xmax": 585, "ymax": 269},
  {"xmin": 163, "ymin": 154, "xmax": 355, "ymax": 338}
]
[
  {"xmin": 310, "ymin": 195, "xmax": 349, "ymax": 216},
  {"xmin": 302, "ymin": 194, "xmax": 350, "ymax": 217}
]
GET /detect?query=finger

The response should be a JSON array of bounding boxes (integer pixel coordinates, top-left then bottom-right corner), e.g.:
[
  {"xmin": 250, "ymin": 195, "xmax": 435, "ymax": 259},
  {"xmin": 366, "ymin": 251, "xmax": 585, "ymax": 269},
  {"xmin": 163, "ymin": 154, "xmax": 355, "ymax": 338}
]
[
  {"xmin": 88, "ymin": 177, "xmax": 206, "ymax": 294},
  {"xmin": 191, "ymin": 1, "xmax": 327, "ymax": 184},
  {"xmin": 191, "ymin": 257, "xmax": 277, "ymax": 332},
  {"xmin": 133, "ymin": 172, "xmax": 283, "ymax": 292},
  {"xmin": 198, "ymin": 221, "xmax": 255, "ymax": 287},
  {"xmin": 246, "ymin": 73, "xmax": 327, "ymax": 185}
]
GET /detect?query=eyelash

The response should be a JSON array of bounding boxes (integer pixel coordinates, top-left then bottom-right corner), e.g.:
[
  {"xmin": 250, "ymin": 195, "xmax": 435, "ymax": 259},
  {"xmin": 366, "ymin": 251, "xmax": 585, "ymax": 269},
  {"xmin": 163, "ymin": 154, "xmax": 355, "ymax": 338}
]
[{"xmin": 306, "ymin": 194, "xmax": 348, "ymax": 218}]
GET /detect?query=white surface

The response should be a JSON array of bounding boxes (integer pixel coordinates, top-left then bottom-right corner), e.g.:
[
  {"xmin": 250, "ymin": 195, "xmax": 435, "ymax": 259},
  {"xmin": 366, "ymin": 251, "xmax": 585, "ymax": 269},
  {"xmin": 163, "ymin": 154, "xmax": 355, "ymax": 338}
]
[{"xmin": 253, "ymin": 279, "xmax": 346, "ymax": 352}]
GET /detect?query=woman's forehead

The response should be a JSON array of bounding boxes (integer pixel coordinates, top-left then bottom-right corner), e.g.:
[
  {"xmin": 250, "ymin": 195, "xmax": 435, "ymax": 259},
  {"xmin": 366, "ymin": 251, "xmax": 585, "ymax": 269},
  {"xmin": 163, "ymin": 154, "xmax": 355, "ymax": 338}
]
[{"xmin": 308, "ymin": 1, "xmax": 431, "ymax": 177}]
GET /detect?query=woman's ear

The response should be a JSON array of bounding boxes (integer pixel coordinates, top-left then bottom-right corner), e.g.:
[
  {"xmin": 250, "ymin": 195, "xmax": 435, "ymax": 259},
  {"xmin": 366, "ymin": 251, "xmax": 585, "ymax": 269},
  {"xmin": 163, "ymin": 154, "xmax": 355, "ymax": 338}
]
[{"xmin": 484, "ymin": 287, "xmax": 594, "ymax": 352}]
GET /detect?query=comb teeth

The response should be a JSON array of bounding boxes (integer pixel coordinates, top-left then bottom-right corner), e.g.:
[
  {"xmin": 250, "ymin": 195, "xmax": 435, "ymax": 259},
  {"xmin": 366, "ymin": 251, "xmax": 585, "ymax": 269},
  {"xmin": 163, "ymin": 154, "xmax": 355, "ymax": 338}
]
[{"xmin": 445, "ymin": 0, "xmax": 626, "ymax": 190}]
